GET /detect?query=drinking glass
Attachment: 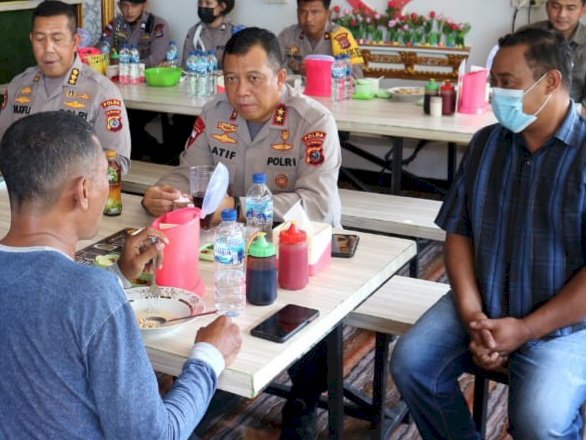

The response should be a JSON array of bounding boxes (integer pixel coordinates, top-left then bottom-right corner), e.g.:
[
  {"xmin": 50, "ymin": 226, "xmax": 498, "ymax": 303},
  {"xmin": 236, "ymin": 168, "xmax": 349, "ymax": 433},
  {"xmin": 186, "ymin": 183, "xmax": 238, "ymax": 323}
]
[{"xmin": 189, "ymin": 165, "xmax": 214, "ymax": 229}]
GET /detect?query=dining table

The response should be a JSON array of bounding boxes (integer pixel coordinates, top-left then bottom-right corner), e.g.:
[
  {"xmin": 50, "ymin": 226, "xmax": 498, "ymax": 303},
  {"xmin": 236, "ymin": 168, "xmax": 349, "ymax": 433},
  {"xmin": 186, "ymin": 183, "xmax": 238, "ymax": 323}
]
[{"xmin": 0, "ymin": 187, "xmax": 417, "ymax": 439}]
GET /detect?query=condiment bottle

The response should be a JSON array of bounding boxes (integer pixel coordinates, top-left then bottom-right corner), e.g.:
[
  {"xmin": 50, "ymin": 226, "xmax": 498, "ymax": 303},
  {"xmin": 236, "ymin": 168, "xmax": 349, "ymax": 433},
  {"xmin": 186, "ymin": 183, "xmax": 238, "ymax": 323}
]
[
  {"xmin": 423, "ymin": 78, "xmax": 439, "ymax": 115},
  {"xmin": 440, "ymin": 80, "xmax": 456, "ymax": 115},
  {"xmin": 104, "ymin": 150, "xmax": 122, "ymax": 216},
  {"xmin": 278, "ymin": 223, "xmax": 308, "ymax": 290},
  {"xmin": 246, "ymin": 234, "xmax": 278, "ymax": 306},
  {"xmin": 430, "ymin": 96, "xmax": 442, "ymax": 117}
]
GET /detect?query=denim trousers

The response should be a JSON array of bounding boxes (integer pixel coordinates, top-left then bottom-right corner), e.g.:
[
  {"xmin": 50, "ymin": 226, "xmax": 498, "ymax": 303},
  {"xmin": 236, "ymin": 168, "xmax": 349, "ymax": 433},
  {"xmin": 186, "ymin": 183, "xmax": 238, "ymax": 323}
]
[{"xmin": 390, "ymin": 292, "xmax": 586, "ymax": 440}]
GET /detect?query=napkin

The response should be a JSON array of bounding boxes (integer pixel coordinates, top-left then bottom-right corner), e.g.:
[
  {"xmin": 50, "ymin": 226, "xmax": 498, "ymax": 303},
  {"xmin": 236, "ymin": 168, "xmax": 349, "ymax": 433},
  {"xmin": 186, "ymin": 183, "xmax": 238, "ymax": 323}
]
[{"xmin": 282, "ymin": 201, "xmax": 314, "ymax": 235}]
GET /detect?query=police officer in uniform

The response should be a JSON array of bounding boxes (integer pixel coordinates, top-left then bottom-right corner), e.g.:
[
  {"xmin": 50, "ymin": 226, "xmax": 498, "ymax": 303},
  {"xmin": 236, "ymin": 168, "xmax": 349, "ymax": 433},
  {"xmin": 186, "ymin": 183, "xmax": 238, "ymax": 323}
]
[
  {"xmin": 99, "ymin": 0, "xmax": 170, "ymax": 163},
  {"xmin": 0, "ymin": 1, "xmax": 131, "ymax": 174},
  {"xmin": 144, "ymin": 27, "xmax": 342, "ymax": 228},
  {"xmin": 278, "ymin": 0, "xmax": 364, "ymax": 78},
  {"xmin": 99, "ymin": 0, "xmax": 169, "ymax": 68},
  {"xmin": 181, "ymin": 0, "xmax": 243, "ymax": 70}
]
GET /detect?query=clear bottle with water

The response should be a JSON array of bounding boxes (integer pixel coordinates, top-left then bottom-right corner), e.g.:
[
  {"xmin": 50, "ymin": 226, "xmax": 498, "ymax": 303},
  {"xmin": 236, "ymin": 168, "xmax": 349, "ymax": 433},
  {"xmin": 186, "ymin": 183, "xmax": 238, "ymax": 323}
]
[
  {"xmin": 185, "ymin": 50, "xmax": 198, "ymax": 96},
  {"xmin": 246, "ymin": 172, "xmax": 274, "ymax": 242},
  {"xmin": 195, "ymin": 50, "xmax": 209, "ymax": 97},
  {"xmin": 206, "ymin": 49, "xmax": 218, "ymax": 96},
  {"xmin": 214, "ymin": 209, "xmax": 246, "ymax": 317},
  {"xmin": 331, "ymin": 55, "xmax": 346, "ymax": 101},
  {"xmin": 118, "ymin": 44, "xmax": 130, "ymax": 84},
  {"xmin": 166, "ymin": 40, "xmax": 178, "ymax": 67},
  {"xmin": 343, "ymin": 54, "xmax": 353, "ymax": 99},
  {"xmin": 129, "ymin": 45, "xmax": 140, "ymax": 84}
]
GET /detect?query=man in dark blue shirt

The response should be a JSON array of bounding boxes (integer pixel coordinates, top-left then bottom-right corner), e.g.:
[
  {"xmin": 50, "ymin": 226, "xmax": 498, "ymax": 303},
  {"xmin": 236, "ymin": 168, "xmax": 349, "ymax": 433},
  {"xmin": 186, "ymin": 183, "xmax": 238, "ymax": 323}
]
[{"xmin": 391, "ymin": 28, "xmax": 586, "ymax": 439}]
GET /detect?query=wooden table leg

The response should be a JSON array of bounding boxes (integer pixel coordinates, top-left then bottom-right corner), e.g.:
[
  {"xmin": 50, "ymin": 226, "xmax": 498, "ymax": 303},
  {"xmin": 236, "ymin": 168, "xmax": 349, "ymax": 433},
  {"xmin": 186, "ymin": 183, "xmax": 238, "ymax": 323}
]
[{"xmin": 327, "ymin": 325, "xmax": 345, "ymax": 439}]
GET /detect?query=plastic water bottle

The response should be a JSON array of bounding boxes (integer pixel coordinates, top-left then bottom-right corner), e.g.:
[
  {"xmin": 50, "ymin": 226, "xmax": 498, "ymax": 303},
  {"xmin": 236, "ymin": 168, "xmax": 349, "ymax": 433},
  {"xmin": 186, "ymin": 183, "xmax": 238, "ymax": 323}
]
[
  {"xmin": 331, "ymin": 55, "xmax": 346, "ymax": 101},
  {"xmin": 129, "ymin": 45, "xmax": 140, "ymax": 84},
  {"xmin": 185, "ymin": 50, "xmax": 198, "ymax": 96},
  {"xmin": 166, "ymin": 40, "xmax": 178, "ymax": 67},
  {"xmin": 206, "ymin": 49, "xmax": 218, "ymax": 96},
  {"xmin": 246, "ymin": 172, "xmax": 274, "ymax": 242},
  {"xmin": 195, "ymin": 50, "xmax": 209, "ymax": 97},
  {"xmin": 214, "ymin": 209, "xmax": 246, "ymax": 316},
  {"xmin": 118, "ymin": 44, "xmax": 130, "ymax": 84},
  {"xmin": 343, "ymin": 54, "xmax": 353, "ymax": 99}
]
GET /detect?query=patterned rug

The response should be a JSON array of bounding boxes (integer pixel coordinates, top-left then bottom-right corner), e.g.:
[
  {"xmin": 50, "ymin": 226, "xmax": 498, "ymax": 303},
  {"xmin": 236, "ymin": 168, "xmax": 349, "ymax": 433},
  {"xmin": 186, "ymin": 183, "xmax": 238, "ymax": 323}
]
[{"xmin": 189, "ymin": 241, "xmax": 512, "ymax": 440}]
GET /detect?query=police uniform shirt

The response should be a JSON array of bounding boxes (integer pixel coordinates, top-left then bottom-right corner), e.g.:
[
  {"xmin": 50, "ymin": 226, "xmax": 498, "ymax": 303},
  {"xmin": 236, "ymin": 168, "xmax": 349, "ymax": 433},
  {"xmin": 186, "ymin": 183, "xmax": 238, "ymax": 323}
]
[
  {"xmin": 0, "ymin": 56, "xmax": 131, "ymax": 174},
  {"xmin": 181, "ymin": 21, "xmax": 239, "ymax": 69},
  {"xmin": 525, "ymin": 20, "xmax": 586, "ymax": 108},
  {"xmin": 100, "ymin": 11, "xmax": 170, "ymax": 67},
  {"xmin": 157, "ymin": 85, "xmax": 342, "ymax": 227},
  {"xmin": 278, "ymin": 22, "xmax": 364, "ymax": 78}
]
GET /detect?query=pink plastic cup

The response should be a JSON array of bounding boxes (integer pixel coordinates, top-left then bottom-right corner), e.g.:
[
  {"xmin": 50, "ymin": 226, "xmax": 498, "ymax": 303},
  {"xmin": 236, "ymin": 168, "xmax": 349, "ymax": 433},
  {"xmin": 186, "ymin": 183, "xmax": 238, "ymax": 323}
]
[
  {"xmin": 458, "ymin": 69, "xmax": 489, "ymax": 114},
  {"xmin": 151, "ymin": 207, "xmax": 205, "ymax": 296}
]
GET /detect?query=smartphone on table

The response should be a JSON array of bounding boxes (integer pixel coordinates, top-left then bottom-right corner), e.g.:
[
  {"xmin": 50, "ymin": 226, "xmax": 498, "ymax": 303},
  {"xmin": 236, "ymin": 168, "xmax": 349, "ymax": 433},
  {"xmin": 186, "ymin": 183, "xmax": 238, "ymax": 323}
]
[
  {"xmin": 250, "ymin": 304, "xmax": 320, "ymax": 343},
  {"xmin": 331, "ymin": 233, "xmax": 360, "ymax": 258}
]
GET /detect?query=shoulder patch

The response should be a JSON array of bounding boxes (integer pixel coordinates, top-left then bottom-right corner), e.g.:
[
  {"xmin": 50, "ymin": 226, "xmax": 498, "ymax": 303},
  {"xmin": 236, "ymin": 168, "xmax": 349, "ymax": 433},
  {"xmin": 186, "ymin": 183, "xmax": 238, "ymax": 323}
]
[
  {"xmin": 187, "ymin": 117, "xmax": 206, "ymax": 148},
  {"xmin": 105, "ymin": 109, "xmax": 123, "ymax": 132},
  {"xmin": 302, "ymin": 131, "xmax": 327, "ymax": 167},
  {"xmin": 153, "ymin": 23, "xmax": 165, "ymax": 38},
  {"xmin": 101, "ymin": 99, "xmax": 122, "ymax": 108}
]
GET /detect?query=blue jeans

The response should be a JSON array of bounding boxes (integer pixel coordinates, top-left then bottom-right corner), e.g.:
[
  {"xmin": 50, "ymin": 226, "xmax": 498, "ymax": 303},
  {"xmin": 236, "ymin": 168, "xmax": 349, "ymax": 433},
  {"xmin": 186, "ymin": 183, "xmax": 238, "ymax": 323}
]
[{"xmin": 390, "ymin": 292, "xmax": 586, "ymax": 440}]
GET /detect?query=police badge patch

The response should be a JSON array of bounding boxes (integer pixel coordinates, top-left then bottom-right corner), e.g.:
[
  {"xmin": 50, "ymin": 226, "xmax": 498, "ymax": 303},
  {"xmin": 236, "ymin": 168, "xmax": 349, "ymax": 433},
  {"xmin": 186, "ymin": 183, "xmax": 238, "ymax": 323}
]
[
  {"xmin": 105, "ymin": 109, "xmax": 123, "ymax": 131},
  {"xmin": 302, "ymin": 131, "xmax": 326, "ymax": 167}
]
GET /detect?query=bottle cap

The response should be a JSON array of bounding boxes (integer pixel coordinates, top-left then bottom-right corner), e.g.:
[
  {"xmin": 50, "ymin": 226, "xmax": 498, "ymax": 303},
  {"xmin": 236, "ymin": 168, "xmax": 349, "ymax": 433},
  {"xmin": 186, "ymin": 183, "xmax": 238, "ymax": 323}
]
[
  {"xmin": 248, "ymin": 234, "xmax": 276, "ymax": 257},
  {"xmin": 106, "ymin": 150, "xmax": 117, "ymax": 159},
  {"xmin": 279, "ymin": 223, "xmax": 307, "ymax": 244},
  {"xmin": 441, "ymin": 80, "xmax": 454, "ymax": 92},
  {"xmin": 221, "ymin": 208, "xmax": 237, "ymax": 221},
  {"xmin": 252, "ymin": 172, "xmax": 267, "ymax": 184},
  {"xmin": 425, "ymin": 78, "xmax": 439, "ymax": 91}
]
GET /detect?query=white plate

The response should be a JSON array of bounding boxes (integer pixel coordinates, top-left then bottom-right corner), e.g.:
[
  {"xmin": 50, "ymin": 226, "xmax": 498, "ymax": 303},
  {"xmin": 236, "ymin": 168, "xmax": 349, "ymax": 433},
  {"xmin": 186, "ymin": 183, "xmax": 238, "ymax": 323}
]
[
  {"xmin": 126, "ymin": 286, "xmax": 205, "ymax": 333},
  {"xmin": 388, "ymin": 86, "xmax": 424, "ymax": 102}
]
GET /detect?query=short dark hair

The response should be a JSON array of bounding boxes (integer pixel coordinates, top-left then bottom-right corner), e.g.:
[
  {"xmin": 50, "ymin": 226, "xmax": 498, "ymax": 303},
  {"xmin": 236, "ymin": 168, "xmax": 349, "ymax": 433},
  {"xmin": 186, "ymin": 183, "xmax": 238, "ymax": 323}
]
[
  {"xmin": 223, "ymin": 27, "xmax": 283, "ymax": 71},
  {"xmin": 0, "ymin": 112, "xmax": 102, "ymax": 209},
  {"xmin": 33, "ymin": 0, "xmax": 77, "ymax": 34},
  {"xmin": 297, "ymin": 0, "xmax": 331, "ymax": 8},
  {"xmin": 498, "ymin": 27, "xmax": 572, "ymax": 90},
  {"xmin": 220, "ymin": 0, "xmax": 235, "ymax": 15}
]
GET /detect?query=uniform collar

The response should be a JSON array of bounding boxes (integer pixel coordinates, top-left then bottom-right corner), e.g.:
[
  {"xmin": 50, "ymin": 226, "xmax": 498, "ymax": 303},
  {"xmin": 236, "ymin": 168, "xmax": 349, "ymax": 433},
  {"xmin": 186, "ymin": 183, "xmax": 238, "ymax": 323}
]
[
  {"xmin": 34, "ymin": 55, "xmax": 84, "ymax": 97},
  {"xmin": 298, "ymin": 21, "xmax": 335, "ymax": 41}
]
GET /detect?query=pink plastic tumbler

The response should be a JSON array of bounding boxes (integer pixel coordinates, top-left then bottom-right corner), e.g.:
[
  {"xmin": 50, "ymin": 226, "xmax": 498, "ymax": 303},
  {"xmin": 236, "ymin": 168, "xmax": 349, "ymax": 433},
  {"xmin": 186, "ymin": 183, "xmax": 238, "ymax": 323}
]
[
  {"xmin": 304, "ymin": 54, "xmax": 335, "ymax": 97},
  {"xmin": 458, "ymin": 69, "xmax": 489, "ymax": 114},
  {"xmin": 151, "ymin": 207, "xmax": 205, "ymax": 296}
]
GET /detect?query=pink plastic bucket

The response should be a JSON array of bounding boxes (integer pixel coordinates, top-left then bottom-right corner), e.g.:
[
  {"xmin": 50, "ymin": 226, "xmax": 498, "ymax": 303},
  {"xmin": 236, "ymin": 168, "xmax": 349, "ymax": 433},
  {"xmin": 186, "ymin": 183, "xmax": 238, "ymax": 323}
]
[
  {"xmin": 304, "ymin": 54, "xmax": 335, "ymax": 97},
  {"xmin": 151, "ymin": 207, "xmax": 205, "ymax": 296},
  {"xmin": 459, "ymin": 69, "xmax": 489, "ymax": 114}
]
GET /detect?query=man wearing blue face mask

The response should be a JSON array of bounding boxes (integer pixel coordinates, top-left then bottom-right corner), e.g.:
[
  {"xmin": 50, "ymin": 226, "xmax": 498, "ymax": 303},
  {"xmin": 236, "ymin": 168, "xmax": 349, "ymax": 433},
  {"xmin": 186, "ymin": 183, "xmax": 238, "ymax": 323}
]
[{"xmin": 390, "ymin": 28, "xmax": 586, "ymax": 439}]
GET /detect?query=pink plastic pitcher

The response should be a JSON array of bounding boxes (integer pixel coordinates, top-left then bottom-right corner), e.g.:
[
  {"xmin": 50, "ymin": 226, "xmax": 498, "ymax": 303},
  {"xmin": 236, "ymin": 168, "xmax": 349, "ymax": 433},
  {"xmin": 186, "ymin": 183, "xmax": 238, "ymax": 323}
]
[
  {"xmin": 151, "ymin": 207, "xmax": 205, "ymax": 296},
  {"xmin": 458, "ymin": 69, "xmax": 489, "ymax": 114},
  {"xmin": 304, "ymin": 54, "xmax": 335, "ymax": 97}
]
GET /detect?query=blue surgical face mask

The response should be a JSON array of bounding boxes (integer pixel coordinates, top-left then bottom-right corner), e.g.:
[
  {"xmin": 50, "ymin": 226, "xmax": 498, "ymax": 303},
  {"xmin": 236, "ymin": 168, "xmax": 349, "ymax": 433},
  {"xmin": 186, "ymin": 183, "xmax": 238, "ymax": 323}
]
[{"xmin": 491, "ymin": 73, "xmax": 551, "ymax": 133}]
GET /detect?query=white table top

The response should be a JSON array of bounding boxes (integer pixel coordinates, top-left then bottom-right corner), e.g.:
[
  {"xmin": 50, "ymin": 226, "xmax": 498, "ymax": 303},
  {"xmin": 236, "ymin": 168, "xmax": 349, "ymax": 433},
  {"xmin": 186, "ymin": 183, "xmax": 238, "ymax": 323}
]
[
  {"xmin": 0, "ymin": 188, "xmax": 417, "ymax": 398},
  {"xmin": 117, "ymin": 83, "xmax": 496, "ymax": 144}
]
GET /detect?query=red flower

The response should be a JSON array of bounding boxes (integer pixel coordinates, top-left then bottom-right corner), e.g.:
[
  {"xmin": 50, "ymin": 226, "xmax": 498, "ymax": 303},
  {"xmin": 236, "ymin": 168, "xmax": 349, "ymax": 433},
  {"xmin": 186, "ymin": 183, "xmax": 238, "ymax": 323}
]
[
  {"xmin": 429, "ymin": 11, "xmax": 436, "ymax": 19},
  {"xmin": 410, "ymin": 12, "xmax": 418, "ymax": 20},
  {"xmin": 388, "ymin": 0, "xmax": 396, "ymax": 7},
  {"xmin": 350, "ymin": 19, "xmax": 358, "ymax": 27},
  {"xmin": 333, "ymin": 5, "xmax": 341, "ymax": 13}
]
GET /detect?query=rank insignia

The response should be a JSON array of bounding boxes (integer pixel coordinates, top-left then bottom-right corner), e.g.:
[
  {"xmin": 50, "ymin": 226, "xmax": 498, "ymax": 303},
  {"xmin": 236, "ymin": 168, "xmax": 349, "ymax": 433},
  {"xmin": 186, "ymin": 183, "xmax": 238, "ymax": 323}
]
[
  {"xmin": 217, "ymin": 122, "xmax": 237, "ymax": 133},
  {"xmin": 66, "ymin": 89, "xmax": 76, "ymax": 98},
  {"xmin": 33, "ymin": 73, "xmax": 41, "ymax": 83},
  {"xmin": 78, "ymin": 93, "xmax": 92, "ymax": 101},
  {"xmin": 281, "ymin": 130, "xmax": 290, "ymax": 141},
  {"xmin": 289, "ymin": 45, "xmax": 301, "ymax": 56},
  {"xmin": 14, "ymin": 96, "xmax": 31, "ymax": 104},
  {"xmin": 212, "ymin": 132, "xmax": 237, "ymax": 144},
  {"xmin": 105, "ymin": 109, "xmax": 123, "ymax": 132},
  {"xmin": 101, "ymin": 99, "xmax": 122, "ymax": 108},
  {"xmin": 324, "ymin": 32, "xmax": 331, "ymax": 40},
  {"xmin": 275, "ymin": 174, "xmax": 289, "ymax": 189},
  {"xmin": 302, "ymin": 131, "xmax": 327, "ymax": 167},
  {"xmin": 187, "ymin": 117, "xmax": 206, "ymax": 147},
  {"xmin": 229, "ymin": 109, "xmax": 238, "ymax": 121},
  {"xmin": 64, "ymin": 100, "xmax": 86, "ymax": 109},
  {"xmin": 68, "ymin": 68, "xmax": 80, "ymax": 86},
  {"xmin": 19, "ymin": 87, "xmax": 32, "ymax": 95},
  {"xmin": 272, "ymin": 104, "xmax": 287, "ymax": 126}
]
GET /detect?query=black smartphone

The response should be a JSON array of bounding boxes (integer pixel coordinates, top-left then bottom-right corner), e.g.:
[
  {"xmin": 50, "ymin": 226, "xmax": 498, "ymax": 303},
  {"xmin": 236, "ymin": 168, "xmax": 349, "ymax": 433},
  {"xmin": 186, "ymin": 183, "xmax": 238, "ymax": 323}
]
[
  {"xmin": 331, "ymin": 233, "xmax": 360, "ymax": 258},
  {"xmin": 250, "ymin": 304, "xmax": 320, "ymax": 343}
]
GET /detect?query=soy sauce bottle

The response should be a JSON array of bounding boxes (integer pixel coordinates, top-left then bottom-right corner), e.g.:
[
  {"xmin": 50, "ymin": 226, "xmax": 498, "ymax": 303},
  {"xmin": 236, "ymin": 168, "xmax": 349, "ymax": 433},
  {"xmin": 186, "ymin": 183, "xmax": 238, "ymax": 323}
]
[
  {"xmin": 246, "ymin": 234, "xmax": 277, "ymax": 305},
  {"xmin": 423, "ymin": 78, "xmax": 440, "ymax": 115}
]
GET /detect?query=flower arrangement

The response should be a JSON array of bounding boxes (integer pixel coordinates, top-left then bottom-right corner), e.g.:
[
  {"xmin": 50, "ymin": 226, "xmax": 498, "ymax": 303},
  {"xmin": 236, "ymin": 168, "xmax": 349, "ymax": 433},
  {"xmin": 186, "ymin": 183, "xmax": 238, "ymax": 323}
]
[{"xmin": 331, "ymin": 1, "xmax": 471, "ymax": 48}]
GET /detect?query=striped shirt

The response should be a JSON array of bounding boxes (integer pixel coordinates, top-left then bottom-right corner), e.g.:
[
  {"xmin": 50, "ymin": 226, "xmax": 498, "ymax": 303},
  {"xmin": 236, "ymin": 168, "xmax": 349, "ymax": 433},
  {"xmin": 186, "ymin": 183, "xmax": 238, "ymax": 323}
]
[{"xmin": 436, "ymin": 104, "xmax": 586, "ymax": 337}]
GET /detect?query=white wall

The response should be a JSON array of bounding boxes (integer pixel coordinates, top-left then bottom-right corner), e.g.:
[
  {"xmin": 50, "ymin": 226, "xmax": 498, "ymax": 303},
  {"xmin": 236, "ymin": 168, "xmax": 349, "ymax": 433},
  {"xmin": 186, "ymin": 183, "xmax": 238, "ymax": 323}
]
[{"xmin": 147, "ymin": 0, "xmax": 548, "ymax": 180}]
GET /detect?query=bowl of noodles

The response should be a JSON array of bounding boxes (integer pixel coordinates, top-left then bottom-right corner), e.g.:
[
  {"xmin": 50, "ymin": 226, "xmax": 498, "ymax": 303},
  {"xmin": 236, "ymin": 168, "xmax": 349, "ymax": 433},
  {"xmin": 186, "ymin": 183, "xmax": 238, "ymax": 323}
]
[{"xmin": 388, "ymin": 86, "xmax": 425, "ymax": 103}]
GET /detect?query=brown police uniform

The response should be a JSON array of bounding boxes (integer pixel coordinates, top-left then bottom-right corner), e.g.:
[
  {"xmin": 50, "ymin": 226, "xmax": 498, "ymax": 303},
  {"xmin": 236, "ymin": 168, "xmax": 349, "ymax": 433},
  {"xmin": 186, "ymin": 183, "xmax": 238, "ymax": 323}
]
[
  {"xmin": 181, "ymin": 21, "xmax": 242, "ymax": 69},
  {"xmin": 0, "ymin": 56, "xmax": 131, "ymax": 174},
  {"xmin": 157, "ymin": 85, "xmax": 342, "ymax": 226},
  {"xmin": 278, "ymin": 22, "xmax": 364, "ymax": 78},
  {"xmin": 99, "ymin": 11, "xmax": 170, "ymax": 67}
]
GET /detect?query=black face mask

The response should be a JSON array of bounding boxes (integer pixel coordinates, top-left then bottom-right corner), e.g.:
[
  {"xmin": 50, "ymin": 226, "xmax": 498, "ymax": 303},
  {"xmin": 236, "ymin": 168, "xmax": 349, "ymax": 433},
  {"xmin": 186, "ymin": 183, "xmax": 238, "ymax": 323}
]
[{"xmin": 198, "ymin": 7, "xmax": 216, "ymax": 24}]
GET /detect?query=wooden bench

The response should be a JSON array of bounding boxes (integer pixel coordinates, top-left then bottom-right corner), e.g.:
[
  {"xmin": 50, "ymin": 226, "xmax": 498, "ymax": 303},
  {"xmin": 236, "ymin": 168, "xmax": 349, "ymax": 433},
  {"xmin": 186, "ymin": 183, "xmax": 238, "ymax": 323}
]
[{"xmin": 344, "ymin": 275, "xmax": 450, "ymax": 440}]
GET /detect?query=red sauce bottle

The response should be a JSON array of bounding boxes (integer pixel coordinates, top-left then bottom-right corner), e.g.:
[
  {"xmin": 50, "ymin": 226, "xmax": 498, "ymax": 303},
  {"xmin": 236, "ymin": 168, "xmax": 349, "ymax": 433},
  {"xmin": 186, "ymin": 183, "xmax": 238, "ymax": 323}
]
[
  {"xmin": 440, "ymin": 80, "xmax": 456, "ymax": 115},
  {"xmin": 278, "ymin": 224, "xmax": 308, "ymax": 290}
]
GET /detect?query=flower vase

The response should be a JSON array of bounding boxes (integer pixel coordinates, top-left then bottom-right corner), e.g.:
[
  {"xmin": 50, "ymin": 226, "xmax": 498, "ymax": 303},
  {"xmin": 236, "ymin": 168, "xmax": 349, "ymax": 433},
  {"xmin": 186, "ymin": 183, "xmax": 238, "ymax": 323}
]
[{"xmin": 445, "ymin": 32, "xmax": 456, "ymax": 47}]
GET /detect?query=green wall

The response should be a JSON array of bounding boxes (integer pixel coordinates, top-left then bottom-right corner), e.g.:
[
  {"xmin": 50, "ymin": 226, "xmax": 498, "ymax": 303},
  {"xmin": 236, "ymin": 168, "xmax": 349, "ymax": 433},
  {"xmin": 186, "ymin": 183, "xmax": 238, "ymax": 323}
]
[{"xmin": 0, "ymin": 10, "xmax": 35, "ymax": 84}]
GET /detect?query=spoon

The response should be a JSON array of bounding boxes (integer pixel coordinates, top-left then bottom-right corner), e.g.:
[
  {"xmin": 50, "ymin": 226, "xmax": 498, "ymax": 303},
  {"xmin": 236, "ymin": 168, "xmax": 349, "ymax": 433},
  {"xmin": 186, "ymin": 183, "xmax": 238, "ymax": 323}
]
[{"xmin": 143, "ymin": 310, "xmax": 218, "ymax": 327}]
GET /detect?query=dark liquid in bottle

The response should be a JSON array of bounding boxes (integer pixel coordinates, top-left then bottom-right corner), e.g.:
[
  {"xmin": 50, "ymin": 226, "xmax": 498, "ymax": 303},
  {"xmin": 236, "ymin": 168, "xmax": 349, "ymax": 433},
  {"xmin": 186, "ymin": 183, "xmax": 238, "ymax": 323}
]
[
  {"xmin": 246, "ymin": 267, "xmax": 277, "ymax": 305},
  {"xmin": 192, "ymin": 194, "xmax": 213, "ymax": 229}
]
